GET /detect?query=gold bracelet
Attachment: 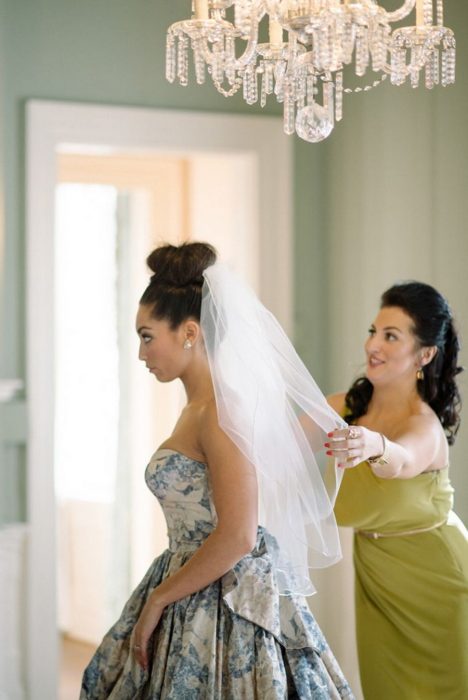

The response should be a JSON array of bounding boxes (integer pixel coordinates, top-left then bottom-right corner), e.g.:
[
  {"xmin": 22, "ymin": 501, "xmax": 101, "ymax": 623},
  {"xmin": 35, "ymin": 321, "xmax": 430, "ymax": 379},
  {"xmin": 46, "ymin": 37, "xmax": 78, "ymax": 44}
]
[{"xmin": 367, "ymin": 433, "xmax": 389, "ymax": 466}]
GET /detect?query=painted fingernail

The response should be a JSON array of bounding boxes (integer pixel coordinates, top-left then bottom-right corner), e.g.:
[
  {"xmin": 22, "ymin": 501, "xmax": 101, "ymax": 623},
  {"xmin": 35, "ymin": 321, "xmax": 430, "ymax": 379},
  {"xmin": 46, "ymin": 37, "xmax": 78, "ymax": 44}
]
[
  {"xmin": 324, "ymin": 442, "xmax": 330, "ymax": 448},
  {"xmin": 327, "ymin": 432, "xmax": 334, "ymax": 438},
  {"xmin": 326, "ymin": 450, "xmax": 333, "ymax": 456}
]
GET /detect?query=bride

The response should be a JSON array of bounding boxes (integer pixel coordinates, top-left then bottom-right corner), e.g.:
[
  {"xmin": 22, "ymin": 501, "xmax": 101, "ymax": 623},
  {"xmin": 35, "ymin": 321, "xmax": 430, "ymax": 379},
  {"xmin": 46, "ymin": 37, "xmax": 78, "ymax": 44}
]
[{"xmin": 81, "ymin": 241, "xmax": 354, "ymax": 699}]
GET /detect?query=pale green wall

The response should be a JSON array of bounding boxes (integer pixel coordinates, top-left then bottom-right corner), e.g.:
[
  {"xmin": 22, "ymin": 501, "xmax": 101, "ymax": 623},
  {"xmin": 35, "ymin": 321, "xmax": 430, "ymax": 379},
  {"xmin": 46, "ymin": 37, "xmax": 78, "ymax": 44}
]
[
  {"xmin": 0, "ymin": 0, "xmax": 6, "ymax": 373},
  {"xmin": 1, "ymin": 0, "xmax": 467, "ymax": 524}
]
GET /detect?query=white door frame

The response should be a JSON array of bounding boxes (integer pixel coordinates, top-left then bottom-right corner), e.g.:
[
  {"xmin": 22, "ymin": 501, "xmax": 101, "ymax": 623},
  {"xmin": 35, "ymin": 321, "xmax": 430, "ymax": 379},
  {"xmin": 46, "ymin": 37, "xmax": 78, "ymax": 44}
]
[{"xmin": 26, "ymin": 100, "xmax": 292, "ymax": 698}]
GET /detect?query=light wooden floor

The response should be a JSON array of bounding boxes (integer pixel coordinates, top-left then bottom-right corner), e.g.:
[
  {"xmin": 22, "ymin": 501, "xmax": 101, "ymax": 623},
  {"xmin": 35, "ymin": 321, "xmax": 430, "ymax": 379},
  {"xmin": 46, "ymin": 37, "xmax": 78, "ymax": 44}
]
[{"xmin": 59, "ymin": 635, "xmax": 96, "ymax": 700}]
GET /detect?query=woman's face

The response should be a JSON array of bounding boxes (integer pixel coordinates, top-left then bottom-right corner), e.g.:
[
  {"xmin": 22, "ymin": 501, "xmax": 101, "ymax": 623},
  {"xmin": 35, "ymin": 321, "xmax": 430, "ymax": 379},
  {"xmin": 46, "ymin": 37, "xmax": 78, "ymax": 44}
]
[
  {"xmin": 365, "ymin": 306, "xmax": 422, "ymax": 387},
  {"xmin": 136, "ymin": 305, "xmax": 192, "ymax": 383}
]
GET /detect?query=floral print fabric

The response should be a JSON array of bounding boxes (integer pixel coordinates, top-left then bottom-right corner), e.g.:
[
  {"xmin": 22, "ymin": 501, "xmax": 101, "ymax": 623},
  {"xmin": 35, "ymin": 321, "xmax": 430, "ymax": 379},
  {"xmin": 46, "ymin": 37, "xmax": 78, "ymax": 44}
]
[{"xmin": 81, "ymin": 450, "xmax": 354, "ymax": 699}]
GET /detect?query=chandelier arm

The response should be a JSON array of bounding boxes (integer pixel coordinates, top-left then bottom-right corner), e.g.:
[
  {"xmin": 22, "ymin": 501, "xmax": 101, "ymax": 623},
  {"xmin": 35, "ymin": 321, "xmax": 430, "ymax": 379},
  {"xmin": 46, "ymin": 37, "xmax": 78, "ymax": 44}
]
[
  {"xmin": 233, "ymin": 0, "xmax": 267, "ymax": 70},
  {"xmin": 188, "ymin": 21, "xmax": 239, "ymax": 68},
  {"xmin": 378, "ymin": 0, "xmax": 417, "ymax": 23},
  {"xmin": 195, "ymin": 3, "xmax": 266, "ymax": 71}
]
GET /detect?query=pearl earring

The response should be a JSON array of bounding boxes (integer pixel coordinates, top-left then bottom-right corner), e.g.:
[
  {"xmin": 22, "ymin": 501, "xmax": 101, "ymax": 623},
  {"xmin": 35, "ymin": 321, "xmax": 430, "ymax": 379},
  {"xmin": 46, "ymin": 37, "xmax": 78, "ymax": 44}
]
[{"xmin": 183, "ymin": 339, "xmax": 192, "ymax": 350}]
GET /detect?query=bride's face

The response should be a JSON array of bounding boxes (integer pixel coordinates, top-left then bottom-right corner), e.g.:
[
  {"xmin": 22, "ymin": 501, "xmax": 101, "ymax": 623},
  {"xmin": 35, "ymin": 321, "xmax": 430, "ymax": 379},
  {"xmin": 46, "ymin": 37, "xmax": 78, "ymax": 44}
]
[{"xmin": 136, "ymin": 304, "xmax": 191, "ymax": 383}]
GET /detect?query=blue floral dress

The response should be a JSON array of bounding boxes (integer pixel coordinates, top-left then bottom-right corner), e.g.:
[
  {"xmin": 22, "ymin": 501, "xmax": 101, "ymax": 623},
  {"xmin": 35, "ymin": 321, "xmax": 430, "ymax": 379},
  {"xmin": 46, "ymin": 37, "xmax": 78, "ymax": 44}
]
[{"xmin": 80, "ymin": 449, "xmax": 354, "ymax": 699}]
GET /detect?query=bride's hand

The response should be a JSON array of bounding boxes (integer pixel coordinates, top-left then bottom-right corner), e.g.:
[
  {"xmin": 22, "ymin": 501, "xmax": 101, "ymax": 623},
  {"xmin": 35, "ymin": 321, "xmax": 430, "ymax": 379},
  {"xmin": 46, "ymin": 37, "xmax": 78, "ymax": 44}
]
[
  {"xmin": 132, "ymin": 594, "xmax": 165, "ymax": 670},
  {"xmin": 325, "ymin": 426, "xmax": 383, "ymax": 468}
]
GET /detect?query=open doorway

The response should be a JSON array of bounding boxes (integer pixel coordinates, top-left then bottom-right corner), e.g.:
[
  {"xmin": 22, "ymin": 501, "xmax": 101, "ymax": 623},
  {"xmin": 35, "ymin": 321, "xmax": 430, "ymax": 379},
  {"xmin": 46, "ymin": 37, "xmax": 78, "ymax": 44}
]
[{"xmin": 26, "ymin": 102, "xmax": 292, "ymax": 699}]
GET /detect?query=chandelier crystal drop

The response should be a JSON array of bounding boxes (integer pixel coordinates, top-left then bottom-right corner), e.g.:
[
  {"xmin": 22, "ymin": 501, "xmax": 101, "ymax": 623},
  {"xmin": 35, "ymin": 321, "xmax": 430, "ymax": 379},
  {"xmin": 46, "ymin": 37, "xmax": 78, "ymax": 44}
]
[{"xmin": 166, "ymin": 0, "xmax": 456, "ymax": 143}]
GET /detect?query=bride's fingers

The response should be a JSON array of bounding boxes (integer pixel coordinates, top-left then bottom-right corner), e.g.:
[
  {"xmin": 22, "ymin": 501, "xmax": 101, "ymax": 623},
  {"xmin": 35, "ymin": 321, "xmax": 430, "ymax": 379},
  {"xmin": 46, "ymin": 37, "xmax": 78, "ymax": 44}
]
[{"xmin": 132, "ymin": 636, "xmax": 148, "ymax": 670}]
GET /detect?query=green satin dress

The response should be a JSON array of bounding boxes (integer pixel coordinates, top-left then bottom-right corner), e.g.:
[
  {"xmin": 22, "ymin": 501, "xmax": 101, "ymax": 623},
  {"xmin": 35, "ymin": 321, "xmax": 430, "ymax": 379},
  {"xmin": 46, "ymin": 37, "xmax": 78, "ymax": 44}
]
[{"xmin": 334, "ymin": 461, "xmax": 468, "ymax": 700}]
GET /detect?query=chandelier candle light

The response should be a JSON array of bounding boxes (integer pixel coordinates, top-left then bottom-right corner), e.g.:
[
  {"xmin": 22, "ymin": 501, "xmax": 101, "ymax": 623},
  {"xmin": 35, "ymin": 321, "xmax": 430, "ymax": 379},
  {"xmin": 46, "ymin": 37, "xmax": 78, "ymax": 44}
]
[{"xmin": 166, "ymin": 0, "xmax": 456, "ymax": 142}]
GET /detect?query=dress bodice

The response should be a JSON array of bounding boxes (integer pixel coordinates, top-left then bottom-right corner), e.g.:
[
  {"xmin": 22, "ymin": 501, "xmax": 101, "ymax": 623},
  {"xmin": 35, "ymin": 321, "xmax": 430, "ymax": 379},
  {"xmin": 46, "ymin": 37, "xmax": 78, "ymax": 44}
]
[
  {"xmin": 145, "ymin": 447, "xmax": 349, "ymax": 651},
  {"xmin": 334, "ymin": 461, "xmax": 454, "ymax": 532},
  {"xmin": 145, "ymin": 449, "xmax": 218, "ymax": 552}
]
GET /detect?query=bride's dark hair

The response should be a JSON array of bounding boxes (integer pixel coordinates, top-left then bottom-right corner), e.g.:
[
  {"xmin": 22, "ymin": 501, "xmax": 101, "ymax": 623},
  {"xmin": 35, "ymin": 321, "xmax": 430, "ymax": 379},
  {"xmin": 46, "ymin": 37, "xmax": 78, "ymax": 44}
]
[
  {"xmin": 344, "ymin": 281, "xmax": 463, "ymax": 445},
  {"xmin": 140, "ymin": 242, "xmax": 217, "ymax": 328}
]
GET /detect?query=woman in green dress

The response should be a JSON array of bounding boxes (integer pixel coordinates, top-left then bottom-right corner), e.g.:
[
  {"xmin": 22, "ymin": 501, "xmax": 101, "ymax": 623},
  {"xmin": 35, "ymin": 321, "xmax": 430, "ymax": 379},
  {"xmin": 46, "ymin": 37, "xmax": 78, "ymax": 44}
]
[{"xmin": 326, "ymin": 281, "xmax": 468, "ymax": 699}]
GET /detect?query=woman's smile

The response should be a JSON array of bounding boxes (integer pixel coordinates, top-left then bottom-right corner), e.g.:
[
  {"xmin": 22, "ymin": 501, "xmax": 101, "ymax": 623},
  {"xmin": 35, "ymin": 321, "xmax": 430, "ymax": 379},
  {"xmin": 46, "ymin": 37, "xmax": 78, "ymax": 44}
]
[{"xmin": 367, "ymin": 355, "xmax": 385, "ymax": 369}]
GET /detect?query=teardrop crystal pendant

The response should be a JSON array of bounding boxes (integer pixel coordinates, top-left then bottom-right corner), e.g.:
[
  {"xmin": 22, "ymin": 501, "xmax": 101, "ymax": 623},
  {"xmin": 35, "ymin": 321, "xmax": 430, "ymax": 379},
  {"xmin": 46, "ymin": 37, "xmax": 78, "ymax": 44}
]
[{"xmin": 295, "ymin": 103, "xmax": 334, "ymax": 143}]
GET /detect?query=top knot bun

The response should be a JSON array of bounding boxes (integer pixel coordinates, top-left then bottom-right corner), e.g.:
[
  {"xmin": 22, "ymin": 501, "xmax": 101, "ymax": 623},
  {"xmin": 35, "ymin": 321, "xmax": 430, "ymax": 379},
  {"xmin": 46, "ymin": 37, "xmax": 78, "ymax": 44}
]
[{"xmin": 147, "ymin": 242, "xmax": 217, "ymax": 287}]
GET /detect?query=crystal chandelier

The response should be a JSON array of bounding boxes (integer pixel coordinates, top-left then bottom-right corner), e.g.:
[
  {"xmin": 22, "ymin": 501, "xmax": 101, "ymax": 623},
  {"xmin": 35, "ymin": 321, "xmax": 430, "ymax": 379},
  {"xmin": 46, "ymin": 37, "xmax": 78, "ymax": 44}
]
[{"xmin": 166, "ymin": 0, "xmax": 456, "ymax": 143}]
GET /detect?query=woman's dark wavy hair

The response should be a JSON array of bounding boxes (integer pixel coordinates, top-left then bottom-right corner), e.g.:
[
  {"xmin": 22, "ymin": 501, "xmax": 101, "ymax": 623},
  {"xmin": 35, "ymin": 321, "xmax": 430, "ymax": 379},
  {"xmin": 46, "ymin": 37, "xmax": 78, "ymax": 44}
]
[
  {"xmin": 139, "ymin": 242, "xmax": 217, "ymax": 328},
  {"xmin": 344, "ymin": 281, "xmax": 463, "ymax": 444}
]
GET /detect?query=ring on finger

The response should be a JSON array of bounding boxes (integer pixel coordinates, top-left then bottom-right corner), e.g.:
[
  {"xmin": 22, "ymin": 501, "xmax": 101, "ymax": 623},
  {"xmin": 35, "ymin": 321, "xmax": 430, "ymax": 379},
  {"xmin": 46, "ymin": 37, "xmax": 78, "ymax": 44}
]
[{"xmin": 348, "ymin": 427, "xmax": 360, "ymax": 440}]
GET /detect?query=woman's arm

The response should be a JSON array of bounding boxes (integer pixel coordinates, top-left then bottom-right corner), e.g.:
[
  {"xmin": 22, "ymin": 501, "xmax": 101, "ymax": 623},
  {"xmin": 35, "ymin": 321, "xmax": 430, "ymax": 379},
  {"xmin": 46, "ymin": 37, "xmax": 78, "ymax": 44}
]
[
  {"xmin": 133, "ymin": 401, "xmax": 258, "ymax": 668},
  {"xmin": 327, "ymin": 413, "xmax": 444, "ymax": 480}
]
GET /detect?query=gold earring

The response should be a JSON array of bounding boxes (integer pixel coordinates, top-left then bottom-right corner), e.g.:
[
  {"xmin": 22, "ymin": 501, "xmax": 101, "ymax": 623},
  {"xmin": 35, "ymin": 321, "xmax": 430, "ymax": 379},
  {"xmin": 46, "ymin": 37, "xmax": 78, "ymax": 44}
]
[
  {"xmin": 416, "ymin": 367, "xmax": 424, "ymax": 381},
  {"xmin": 183, "ymin": 339, "xmax": 192, "ymax": 350}
]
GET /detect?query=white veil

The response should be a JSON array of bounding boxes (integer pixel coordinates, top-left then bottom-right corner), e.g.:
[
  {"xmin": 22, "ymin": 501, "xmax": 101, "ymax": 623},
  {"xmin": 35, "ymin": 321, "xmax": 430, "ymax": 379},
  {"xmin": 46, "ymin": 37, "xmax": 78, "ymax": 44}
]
[{"xmin": 201, "ymin": 262, "xmax": 347, "ymax": 596}]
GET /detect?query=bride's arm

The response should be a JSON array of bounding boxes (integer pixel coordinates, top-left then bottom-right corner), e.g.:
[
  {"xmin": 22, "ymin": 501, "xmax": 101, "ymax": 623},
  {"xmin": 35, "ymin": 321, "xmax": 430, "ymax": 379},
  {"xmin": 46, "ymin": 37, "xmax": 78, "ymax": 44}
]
[{"xmin": 133, "ymin": 401, "xmax": 258, "ymax": 669}]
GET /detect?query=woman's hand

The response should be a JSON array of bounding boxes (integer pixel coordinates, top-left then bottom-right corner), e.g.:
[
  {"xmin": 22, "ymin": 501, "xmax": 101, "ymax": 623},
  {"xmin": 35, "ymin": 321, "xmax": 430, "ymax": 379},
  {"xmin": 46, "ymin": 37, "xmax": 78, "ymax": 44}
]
[
  {"xmin": 132, "ymin": 593, "xmax": 165, "ymax": 670},
  {"xmin": 325, "ymin": 426, "xmax": 384, "ymax": 469}
]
